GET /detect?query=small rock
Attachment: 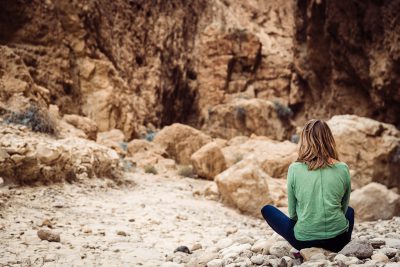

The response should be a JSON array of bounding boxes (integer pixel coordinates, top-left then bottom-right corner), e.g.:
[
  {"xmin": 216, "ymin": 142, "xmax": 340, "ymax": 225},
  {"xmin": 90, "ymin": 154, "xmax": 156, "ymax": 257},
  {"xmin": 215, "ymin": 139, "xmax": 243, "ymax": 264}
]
[
  {"xmin": 251, "ymin": 239, "xmax": 272, "ymax": 255},
  {"xmin": 0, "ymin": 177, "xmax": 4, "ymax": 186},
  {"xmin": 206, "ymin": 259, "xmax": 223, "ymax": 267},
  {"xmin": 250, "ymin": 254, "xmax": 264, "ymax": 265},
  {"xmin": 369, "ymin": 238, "xmax": 385, "ymax": 248},
  {"xmin": 225, "ymin": 225, "xmax": 238, "ymax": 236},
  {"xmin": 191, "ymin": 243, "xmax": 202, "ymax": 251},
  {"xmin": 378, "ymin": 247, "xmax": 397, "ymax": 258},
  {"xmin": 40, "ymin": 219, "xmax": 53, "ymax": 228},
  {"xmin": 300, "ymin": 247, "xmax": 328, "ymax": 261},
  {"xmin": 338, "ymin": 239, "xmax": 374, "ymax": 259},
  {"xmin": 371, "ymin": 252, "xmax": 389, "ymax": 263},
  {"xmin": 269, "ymin": 241, "xmax": 292, "ymax": 258},
  {"xmin": 37, "ymin": 229, "xmax": 60, "ymax": 242},
  {"xmin": 216, "ymin": 238, "xmax": 234, "ymax": 250},
  {"xmin": 116, "ymin": 230, "xmax": 127, "ymax": 236},
  {"xmin": 384, "ymin": 238, "xmax": 400, "ymax": 249},
  {"xmin": 174, "ymin": 246, "xmax": 191, "ymax": 254}
]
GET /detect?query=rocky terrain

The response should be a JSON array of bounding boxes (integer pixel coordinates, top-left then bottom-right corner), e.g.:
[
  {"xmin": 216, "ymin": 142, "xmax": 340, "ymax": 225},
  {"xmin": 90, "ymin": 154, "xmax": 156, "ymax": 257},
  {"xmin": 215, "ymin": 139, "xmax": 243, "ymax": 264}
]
[{"xmin": 0, "ymin": 0, "xmax": 400, "ymax": 266}]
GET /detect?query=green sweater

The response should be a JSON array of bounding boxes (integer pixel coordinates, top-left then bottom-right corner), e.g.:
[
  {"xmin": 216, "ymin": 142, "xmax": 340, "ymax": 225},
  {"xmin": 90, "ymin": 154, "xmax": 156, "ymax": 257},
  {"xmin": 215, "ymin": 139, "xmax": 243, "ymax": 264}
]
[{"xmin": 287, "ymin": 162, "xmax": 351, "ymax": 241}]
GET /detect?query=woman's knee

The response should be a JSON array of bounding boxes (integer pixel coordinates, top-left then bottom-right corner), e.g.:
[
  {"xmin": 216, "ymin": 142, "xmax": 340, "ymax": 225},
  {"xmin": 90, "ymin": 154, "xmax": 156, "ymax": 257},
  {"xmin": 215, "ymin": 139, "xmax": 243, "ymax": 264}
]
[{"xmin": 261, "ymin": 204, "xmax": 276, "ymax": 219}]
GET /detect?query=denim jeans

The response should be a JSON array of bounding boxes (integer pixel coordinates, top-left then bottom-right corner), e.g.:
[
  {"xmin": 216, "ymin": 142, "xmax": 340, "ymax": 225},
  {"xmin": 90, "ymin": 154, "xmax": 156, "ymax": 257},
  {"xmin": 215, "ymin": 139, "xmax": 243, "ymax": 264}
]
[{"xmin": 261, "ymin": 205, "xmax": 354, "ymax": 252}]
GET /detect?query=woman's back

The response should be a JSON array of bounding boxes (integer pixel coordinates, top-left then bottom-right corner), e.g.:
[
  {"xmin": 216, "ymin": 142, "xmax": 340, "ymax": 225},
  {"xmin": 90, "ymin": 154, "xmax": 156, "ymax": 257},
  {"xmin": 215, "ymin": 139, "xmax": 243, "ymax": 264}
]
[{"xmin": 287, "ymin": 161, "xmax": 351, "ymax": 241}]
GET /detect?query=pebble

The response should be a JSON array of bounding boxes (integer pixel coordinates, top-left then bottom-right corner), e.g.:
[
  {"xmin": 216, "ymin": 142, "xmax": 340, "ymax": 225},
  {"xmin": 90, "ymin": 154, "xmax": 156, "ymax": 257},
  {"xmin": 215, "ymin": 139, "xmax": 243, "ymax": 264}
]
[
  {"xmin": 250, "ymin": 254, "xmax": 264, "ymax": 265},
  {"xmin": 251, "ymin": 239, "xmax": 271, "ymax": 255},
  {"xmin": 269, "ymin": 241, "xmax": 291, "ymax": 258},
  {"xmin": 371, "ymin": 252, "xmax": 389, "ymax": 262},
  {"xmin": 174, "ymin": 246, "xmax": 191, "ymax": 254},
  {"xmin": 116, "ymin": 230, "xmax": 127, "ymax": 236},
  {"xmin": 37, "ymin": 229, "xmax": 60, "ymax": 242},
  {"xmin": 191, "ymin": 243, "xmax": 202, "ymax": 251},
  {"xmin": 339, "ymin": 239, "xmax": 374, "ymax": 259},
  {"xmin": 206, "ymin": 259, "xmax": 223, "ymax": 267}
]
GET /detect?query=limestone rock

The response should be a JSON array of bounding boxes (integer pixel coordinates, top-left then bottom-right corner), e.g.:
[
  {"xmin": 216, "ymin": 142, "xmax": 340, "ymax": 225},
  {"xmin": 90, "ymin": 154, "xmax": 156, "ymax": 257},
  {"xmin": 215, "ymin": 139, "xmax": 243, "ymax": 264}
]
[
  {"xmin": 327, "ymin": 115, "xmax": 400, "ymax": 190},
  {"xmin": 371, "ymin": 252, "xmax": 389, "ymax": 263},
  {"xmin": 203, "ymin": 98, "xmax": 294, "ymax": 141},
  {"xmin": 0, "ymin": 124, "xmax": 121, "ymax": 184},
  {"xmin": 269, "ymin": 241, "xmax": 292, "ymax": 258},
  {"xmin": 63, "ymin": 114, "xmax": 98, "ymax": 140},
  {"xmin": 215, "ymin": 158, "xmax": 271, "ymax": 217},
  {"xmin": 300, "ymin": 247, "xmax": 330, "ymax": 261},
  {"xmin": 191, "ymin": 142, "xmax": 227, "ymax": 180},
  {"xmin": 125, "ymin": 139, "xmax": 172, "ymax": 169},
  {"xmin": 339, "ymin": 239, "xmax": 374, "ymax": 259},
  {"xmin": 203, "ymin": 182, "xmax": 220, "ymax": 201},
  {"xmin": 153, "ymin": 123, "xmax": 212, "ymax": 165},
  {"xmin": 37, "ymin": 229, "xmax": 60, "ymax": 242},
  {"xmin": 97, "ymin": 129, "xmax": 126, "ymax": 155},
  {"xmin": 350, "ymin": 182, "xmax": 400, "ymax": 221}
]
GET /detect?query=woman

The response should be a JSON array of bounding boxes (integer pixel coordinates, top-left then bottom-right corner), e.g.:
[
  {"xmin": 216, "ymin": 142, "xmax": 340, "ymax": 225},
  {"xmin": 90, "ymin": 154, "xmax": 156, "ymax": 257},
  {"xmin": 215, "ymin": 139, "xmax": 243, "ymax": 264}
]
[{"xmin": 261, "ymin": 119, "xmax": 354, "ymax": 252}]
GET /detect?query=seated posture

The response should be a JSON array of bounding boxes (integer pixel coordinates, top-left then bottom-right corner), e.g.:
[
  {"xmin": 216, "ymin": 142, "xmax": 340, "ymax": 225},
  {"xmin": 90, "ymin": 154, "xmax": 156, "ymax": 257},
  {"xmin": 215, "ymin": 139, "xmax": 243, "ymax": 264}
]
[{"xmin": 261, "ymin": 119, "xmax": 354, "ymax": 252}]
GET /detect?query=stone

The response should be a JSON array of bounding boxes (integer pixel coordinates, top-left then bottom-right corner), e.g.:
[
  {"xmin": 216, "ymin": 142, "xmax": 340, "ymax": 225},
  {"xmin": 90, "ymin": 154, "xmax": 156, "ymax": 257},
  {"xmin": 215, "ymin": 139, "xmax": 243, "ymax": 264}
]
[
  {"xmin": 369, "ymin": 238, "xmax": 385, "ymax": 248},
  {"xmin": 37, "ymin": 229, "xmax": 60, "ymax": 242},
  {"xmin": 338, "ymin": 239, "xmax": 374, "ymax": 259},
  {"xmin": 378, "ymin": 247, "xmax": 397, "ymax": 258},
  {"xmin": 96, "ymin": 129, "xmax": 126, "ymax": 155},
  {"xmin": 116, "ymin": 230, "xmax": 127, "ymax": 236},
  {"xmin": 203, "ymin": 182, "xmax": 220, "ymax": 201},
  {"xmin": 190, "ymin": 142, "xmax": 227, "ymax": 180},
  {"xmin": 215, "ymin": 158, "xmax": 271, "ymax": 217},
  {"xmin": 250, "ymin": 254, "xmax": 264, "ymax": 265},
  {"xmin": 154, "ymin": 123, "xmax": 212, "ymax": 164},
  {"xmin": 174, "ymin": 246, "xmax": 191, "ymax": 254},
  {"xmin": 384, "ymin": 238, "xmax": 400, "ymax": 249},
  {"xmin": 202, "ymin": 98, "xmax": 294, "ymax": 141},
  {"xmin": 207, "ymin": 259, "xmax": 223, "ymax": 267},
  {"xmin": 269, "ymin": 241, "xmax": 292, "ymax": 258},
  {"xmin": 350, "ymin": 183, "xmax": 400, "ymax": 221},
  {"xmin": 191, "ymin": 243, "xmax": 202, "ymax": 251},
  {"xmin": 63, "ymin": 114, "xmax": 98, "ymax": 140},
  {"xmin": 327, "ymin": 115, "xmax": 400, "ymax": 190},
  {"xmin": 371, "ymin": 252, "xmax": 389, "ymax": 263},
  {"xmin": 251, "ymin": 239, "xmax": 273, "ymax": 255},
  {"xmin": 300, "ymin": 247, "xmax": 329, "ymax": 261}
]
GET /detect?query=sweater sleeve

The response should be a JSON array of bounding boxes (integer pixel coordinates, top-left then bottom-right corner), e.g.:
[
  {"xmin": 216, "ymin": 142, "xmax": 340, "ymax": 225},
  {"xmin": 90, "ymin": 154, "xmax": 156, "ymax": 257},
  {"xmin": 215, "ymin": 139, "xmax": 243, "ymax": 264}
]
[
  {"xmin": 341, "ymin": 165, "xmax": 351, "ymax": 214},
  {"xmin": 287, "ymin": 165, "xmax": 297, "ymax": 220}
]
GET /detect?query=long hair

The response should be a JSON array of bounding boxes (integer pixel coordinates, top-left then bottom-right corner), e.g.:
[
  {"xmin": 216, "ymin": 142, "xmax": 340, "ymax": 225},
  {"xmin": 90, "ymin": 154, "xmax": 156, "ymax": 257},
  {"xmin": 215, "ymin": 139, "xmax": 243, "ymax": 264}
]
[{"xmin": 297, "ymin": 119, "xmax": 339, "ymax": 170}]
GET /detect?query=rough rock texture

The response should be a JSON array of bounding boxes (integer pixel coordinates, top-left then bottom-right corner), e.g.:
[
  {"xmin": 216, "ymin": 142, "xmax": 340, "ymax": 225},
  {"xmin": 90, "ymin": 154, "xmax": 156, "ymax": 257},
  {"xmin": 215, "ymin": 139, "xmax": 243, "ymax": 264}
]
[
  {"xmin": 327, "ymin": 115, "xmax": 400, "ymax": 190},
  {"xmin": 0, "ymin": 124, "xmax": 121, "ymax": 184},
  {"xmin": 190, "ymin": 142, "xmax": 227, "ymax": 180},
  {"xmin": 350, "ymin": 182, "xmax": 400, "ymax": 221},
  {"xmin": 222, "ymin": 136, "xmax": 298, "ymax": 178},
  {"xmin": 37, "ymin": 229, "xmax": 60, "ymax": 242},
  {"xmin": 202, "ymin": 98, "xmax": 294, "ymax": 140},
  {"xmin": 293, "ymin": 0, "xmax": 400, "ymax": 128},
  {"xmin": 62, "ymin": 114, "xmax": 98, "ymax": 140},
  {"xmin": 153, "ymin": 123, "xmax": 212, "ymax": 165},
  {"xmin": 215, "ymin": 158, "xmax": 271, "ymax": 217},
  {"xmin": 339, "ymin": 239, "xmax": 374, "ymax": 259}
]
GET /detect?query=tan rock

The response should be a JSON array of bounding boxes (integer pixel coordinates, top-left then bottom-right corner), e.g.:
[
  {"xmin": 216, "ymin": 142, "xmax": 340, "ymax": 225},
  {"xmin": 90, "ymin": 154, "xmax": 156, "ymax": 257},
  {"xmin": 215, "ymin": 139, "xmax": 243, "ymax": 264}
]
[
  {"xmin": 0, "ymin": 124, "xmax": 121, "ymax": 184},
  {"xmin": 63, "ymin": 114, "xmax": 98, "ymax": 140},
  {"xmin": 153, "ymin": 123, "xmax": 212, "ymax": 164},
  {"xmin": 190, "ymin": 142, "xmax": 227, "ymax": 180},
  {"xmin": 97, "ymin": 129, "xmax": 126, "ymax": 155},
  {"xmin": 327, "ymin": 115, "xmax": 400, "ymax": 190},
  {"xmin": 202, "ymin": 182, "xmax": 220, "ymax": 201},
  {"xmin": 222, "ymin": 137, "xmax": 298, "ymax": 178},
  {"xmin": 37, "ymin": 229, "xmax": 60, "ymax": 242},
  {"xmin": 350, "ymin": 182, "xmax": 400, "ymax": 221},
  {"xmin": 300, "ymin": 247, "xmax": 330, "ymax": 261},
  {"xmin": 125, "ymin": 139, "xmax": 172, "ymax": 170},
  {"xmin": 215, "ymin": 158, "xmax": 271, "ymax": 217},
  {"xmin": 203, "ymin": 98, "xmax": 294, "ymax": 141},
  {"xmin": 371, "ymin": 252, "xmax": 389, "ymax": 263}
]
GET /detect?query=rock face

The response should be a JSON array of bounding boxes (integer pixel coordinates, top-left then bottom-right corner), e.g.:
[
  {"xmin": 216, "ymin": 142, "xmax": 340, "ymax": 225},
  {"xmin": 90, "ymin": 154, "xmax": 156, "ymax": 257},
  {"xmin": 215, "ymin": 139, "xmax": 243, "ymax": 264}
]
[
  {"xmin": 293, "ymin": 0, "xmax": 400, "ymax": 128},
  {"xmin": 190, "ymin": 142, "xmax": 227, "ymax": 180},
  {"xmin": 203, "ymin": 98, "xmax": 294, "ymax": 140},
  {"xmin": 327, "ymin": 115, "xmax": 400, "ymax": 190},
  {"xmin": 153, "ymin": 123, "xmax": 212, "ymax": 165},
  {"xmin": 62, "ymin": 114, "xmax": 98, "ymax": 140},
  {"xmin": 0, "ymin": 124, "xmax": 121, "ymax": 184},
  {"xmin": 215, "ymin": 158, "xmax": 271, "ymax": 217},
  {"xmin": 350, "ymin": 183, "xmax": 400, "ymax": 221}
]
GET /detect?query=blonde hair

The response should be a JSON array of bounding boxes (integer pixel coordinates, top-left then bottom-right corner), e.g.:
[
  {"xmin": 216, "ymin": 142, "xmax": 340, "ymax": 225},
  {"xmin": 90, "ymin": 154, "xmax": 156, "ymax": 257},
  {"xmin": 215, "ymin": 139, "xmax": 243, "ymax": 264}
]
[{"xmin": 297, "ymin": 119, "xmax": 339, "ymax": 170}]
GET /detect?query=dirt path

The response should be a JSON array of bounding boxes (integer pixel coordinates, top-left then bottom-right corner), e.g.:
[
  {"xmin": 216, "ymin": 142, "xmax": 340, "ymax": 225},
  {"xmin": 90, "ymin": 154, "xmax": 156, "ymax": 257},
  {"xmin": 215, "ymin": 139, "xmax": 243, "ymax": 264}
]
[{"xmin": 0, "ymin": 173, "xmax": 270, "ymax": 266}]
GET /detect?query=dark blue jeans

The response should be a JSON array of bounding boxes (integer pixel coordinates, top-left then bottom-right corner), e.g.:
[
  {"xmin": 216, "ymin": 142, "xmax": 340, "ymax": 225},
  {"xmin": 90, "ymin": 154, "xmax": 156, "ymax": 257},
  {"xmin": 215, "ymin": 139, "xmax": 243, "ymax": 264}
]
[{"xmin": 261, "ymin": 205, "xmax": 354, "ymax": 252}]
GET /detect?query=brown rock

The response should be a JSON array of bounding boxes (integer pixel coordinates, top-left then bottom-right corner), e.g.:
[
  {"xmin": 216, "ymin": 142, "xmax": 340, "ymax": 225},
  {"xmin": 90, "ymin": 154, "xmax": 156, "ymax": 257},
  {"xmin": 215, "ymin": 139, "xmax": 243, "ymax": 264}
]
[
  {"xmin": 350, "ymin": 182, "xmax": 400, "ymax": 221},
  {"xmin": 203, "ymin": 98, "xmax": 294, "ymax": 141},
  {"xmin": 63, "ymin": 114, "xmax": 98, "ymax": 140},
  {"xmin": 153, "ymin": 123, "xmax": 212, "ymax": 164},
  {"xmin": 215, "ymin": 158, "xmax": 271, "ymax": 217},
  {"xmin": 190, "ymin": 142, "xmax": 227, "ymax": 180},
  {"xmin": 328, "ymin": 115, "xmax": 400, "ymax": 190},
  {"xmin": 97, "ymin": 129, "xmax": 126, "ymax": 155},
  {"xmin": 37, "ymin": 229, "xmax": 60, "ymax": 242}
]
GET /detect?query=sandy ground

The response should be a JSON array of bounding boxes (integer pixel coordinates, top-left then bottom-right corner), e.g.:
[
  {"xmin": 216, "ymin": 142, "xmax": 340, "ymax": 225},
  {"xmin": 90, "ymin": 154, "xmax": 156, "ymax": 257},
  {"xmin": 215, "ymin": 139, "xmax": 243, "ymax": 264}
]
[{"xmin": 0, "ymin": 173, "xmax": 271, "ymax": 266}]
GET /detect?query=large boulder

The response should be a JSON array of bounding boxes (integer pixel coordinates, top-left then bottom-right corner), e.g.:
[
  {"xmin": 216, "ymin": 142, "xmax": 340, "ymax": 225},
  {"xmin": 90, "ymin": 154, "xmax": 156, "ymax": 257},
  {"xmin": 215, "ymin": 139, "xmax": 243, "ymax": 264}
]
[
  {"xmin": 350, "ymin": 182, "xmax": 400, "ymax": 221},
  {"xmin": 96, "ymin": 129, "xmax": 126, "ymax": 155},
  {"xmin": 327, "ymin": 115, "xmax": 400, "ymax": 190},
  {"xmin": 203, "ymin": 98, "xmax": 294, "ymax": 141},
  {"xmin": 0, "ymin": 124, "xmax": 121, "ymax": 184},
  {"xmin": 215, "ymin": 158, "xmax": 271, "ymax": 217},
  {"xmin": 153, "ymin": 123, "xmax": 212, "ymax": 164},
  {"xmin": 222, "ymin": 136, "xmax": 298, "ymax": 178},
  {"xmin": 62, "ymin": 114, "xmax": 98, "ymax": 140},
  {"xmin": 190, "ymin": 142, "xmax": 227, "ymax": 180}
]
